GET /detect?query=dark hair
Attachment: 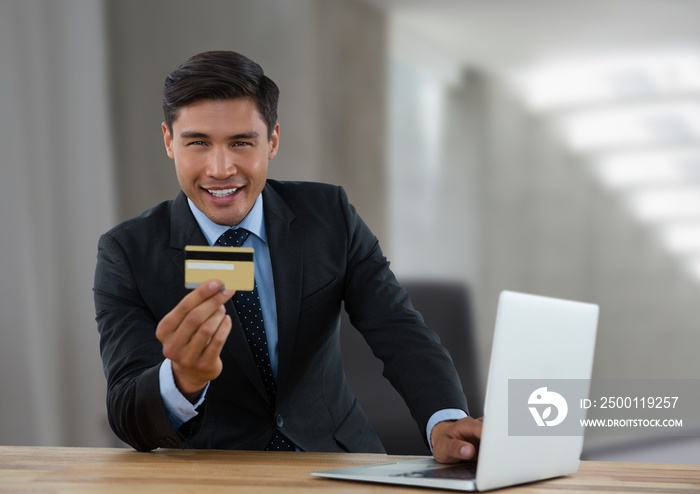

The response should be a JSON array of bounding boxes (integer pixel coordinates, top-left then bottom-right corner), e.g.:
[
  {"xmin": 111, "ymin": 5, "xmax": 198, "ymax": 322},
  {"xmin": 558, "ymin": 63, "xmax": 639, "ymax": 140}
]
[{"xmin": 162, "ymin": 50, "xmax": 279, "ymax": 138}]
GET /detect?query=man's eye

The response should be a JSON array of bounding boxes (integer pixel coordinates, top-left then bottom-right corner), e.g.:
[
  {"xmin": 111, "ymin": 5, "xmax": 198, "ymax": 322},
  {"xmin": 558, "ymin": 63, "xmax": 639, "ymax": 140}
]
[
  {"xmin": 187, "ymin": 141, "xmax": 207, "ymax": 146},
  {"xmin": 232, "ymin": 141, "xmax": 252, "ymax": 147}
]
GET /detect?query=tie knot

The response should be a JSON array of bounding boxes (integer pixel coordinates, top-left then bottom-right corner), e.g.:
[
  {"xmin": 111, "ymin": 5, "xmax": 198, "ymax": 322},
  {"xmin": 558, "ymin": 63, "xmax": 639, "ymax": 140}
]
[{"xmin": 217, "ymin": 228, "xmax": 250, "ymax": 247}]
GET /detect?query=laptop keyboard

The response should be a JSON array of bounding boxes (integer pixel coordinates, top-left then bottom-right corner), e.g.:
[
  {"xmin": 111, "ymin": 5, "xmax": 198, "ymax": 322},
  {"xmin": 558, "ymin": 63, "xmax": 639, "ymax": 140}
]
[{"xmin": 392, "ymin": 462, "xmax": 477, "ymax": 480}]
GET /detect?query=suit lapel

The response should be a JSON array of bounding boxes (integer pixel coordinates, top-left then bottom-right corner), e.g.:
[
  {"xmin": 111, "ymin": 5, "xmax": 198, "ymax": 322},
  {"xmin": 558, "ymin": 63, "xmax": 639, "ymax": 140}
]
[
  {"xmin": 262, "ymin": 184, "xmax": 303, "ymax": 395},
  {"xmin": 169, "ymin": 192, "xmax": 270, "ymax": 402},
  {"xmin": 169, "ymin": 192, "xmax": 208, "ymax": 289}
]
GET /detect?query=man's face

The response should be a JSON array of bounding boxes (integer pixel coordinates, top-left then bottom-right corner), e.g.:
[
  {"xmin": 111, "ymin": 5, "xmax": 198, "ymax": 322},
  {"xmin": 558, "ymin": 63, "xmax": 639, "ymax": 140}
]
[{"xmin": 162, "ymin": 98, "xmax": 279, "ymax": 226}]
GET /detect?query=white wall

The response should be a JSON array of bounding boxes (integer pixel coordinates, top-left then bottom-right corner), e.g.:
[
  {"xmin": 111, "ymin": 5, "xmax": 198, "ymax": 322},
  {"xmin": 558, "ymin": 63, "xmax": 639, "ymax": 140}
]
[
  {"xmin": 386, "ymin": 39, "xmax": 700, "ymax": 459},
  {"xmin": 0, "ymin": 0, "xmax": 116, "ymax": 446},
  {"xmin": 388, "ymin": 50, "xmax": 700, "ymax": 378}
]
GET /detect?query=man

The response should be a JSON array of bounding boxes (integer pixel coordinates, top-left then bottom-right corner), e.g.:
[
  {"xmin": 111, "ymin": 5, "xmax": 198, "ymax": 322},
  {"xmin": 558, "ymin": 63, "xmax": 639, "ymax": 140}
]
[{"xmin": 94, "ymin": 50, "xmax": 481, "ymax": 462}]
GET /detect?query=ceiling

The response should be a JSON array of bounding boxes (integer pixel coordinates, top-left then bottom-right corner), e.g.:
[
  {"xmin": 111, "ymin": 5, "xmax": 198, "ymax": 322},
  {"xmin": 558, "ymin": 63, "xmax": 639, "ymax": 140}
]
[{"xmin": 365, "ymin": 0, "xmax": 700, "ymax": 72}]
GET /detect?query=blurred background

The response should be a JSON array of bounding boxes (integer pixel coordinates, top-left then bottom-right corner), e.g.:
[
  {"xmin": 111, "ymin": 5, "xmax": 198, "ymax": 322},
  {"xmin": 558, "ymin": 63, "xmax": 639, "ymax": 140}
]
[{"xmin": 1, "ymin": 0, "xmax": 699, "ymax": 463}]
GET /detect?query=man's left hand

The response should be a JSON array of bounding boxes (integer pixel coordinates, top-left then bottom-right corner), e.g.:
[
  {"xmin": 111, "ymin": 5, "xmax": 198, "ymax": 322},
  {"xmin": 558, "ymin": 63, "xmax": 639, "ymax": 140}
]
[{"xmin": 431, "ymin": 416, "xmax": 483, "ymax": 464}]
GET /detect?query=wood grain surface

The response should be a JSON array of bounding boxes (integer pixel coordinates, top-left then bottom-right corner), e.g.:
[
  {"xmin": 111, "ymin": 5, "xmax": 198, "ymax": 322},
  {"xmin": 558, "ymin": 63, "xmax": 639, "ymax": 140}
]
[{"xmin": 1, "ymin": 446, "xmax": 699, "ymax": 493}]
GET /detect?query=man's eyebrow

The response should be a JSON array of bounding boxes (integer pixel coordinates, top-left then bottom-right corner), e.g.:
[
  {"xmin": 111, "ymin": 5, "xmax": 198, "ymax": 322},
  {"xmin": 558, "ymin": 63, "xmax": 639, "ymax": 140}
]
[
  {"xmin": 179, "ymin": 131, "xmax": 209, "ymax": 139},
  {"xmin": 229, "ymin": 131, "xmax": 260, "ymax": 140},
  {"xmin": 178, "ymin": 130, "xmax": 261, "ymax": 140}
]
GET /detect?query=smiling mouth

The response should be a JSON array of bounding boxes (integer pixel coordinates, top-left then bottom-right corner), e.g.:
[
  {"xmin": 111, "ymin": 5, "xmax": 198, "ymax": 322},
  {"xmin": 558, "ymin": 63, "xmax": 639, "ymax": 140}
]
[{"xmin": 205, "ymin": 187, "xmax": 239, "ymax": 198}]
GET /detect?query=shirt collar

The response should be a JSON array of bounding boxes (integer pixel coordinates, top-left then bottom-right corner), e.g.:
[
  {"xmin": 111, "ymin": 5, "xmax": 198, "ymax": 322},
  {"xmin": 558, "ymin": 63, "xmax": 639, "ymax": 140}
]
[{"xmin": 187, "ymin": 193, "xmax": 267, "ymax": 246}]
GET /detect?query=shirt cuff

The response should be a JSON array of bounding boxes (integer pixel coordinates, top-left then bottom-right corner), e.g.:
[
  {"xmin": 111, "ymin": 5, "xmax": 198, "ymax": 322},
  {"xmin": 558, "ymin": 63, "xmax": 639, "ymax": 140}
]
[
  {"xmin": 158, "ymin": 359, "xmax": 208, "ymax": 430},
  {"xmin": 426, "ymin": 408, "xmax": 469, "ymax": 453}
]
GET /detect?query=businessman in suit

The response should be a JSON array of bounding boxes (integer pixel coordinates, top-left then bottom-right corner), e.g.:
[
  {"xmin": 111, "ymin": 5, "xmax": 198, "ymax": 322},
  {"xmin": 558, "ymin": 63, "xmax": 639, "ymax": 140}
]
[{"xmin": 94, "ymin": 50, "xmax": 481, "ymax": 462}]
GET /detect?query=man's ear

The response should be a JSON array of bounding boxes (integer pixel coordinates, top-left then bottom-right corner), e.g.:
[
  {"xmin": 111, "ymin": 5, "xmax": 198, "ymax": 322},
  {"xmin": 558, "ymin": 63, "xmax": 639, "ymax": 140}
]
[
  {"xmin": 268, "ymin": 123, "xmax": 280, "ymax": 160},
  {"xmin": 162, "ymin": 122, "xmax": 174, "ymax": 159}
]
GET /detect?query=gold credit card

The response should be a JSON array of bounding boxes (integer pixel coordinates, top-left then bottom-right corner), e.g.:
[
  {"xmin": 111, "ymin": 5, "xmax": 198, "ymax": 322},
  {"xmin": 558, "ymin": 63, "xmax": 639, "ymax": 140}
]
[{"xmin": 184, "ymin": 246, "xmax": 254, "ymax": 291}]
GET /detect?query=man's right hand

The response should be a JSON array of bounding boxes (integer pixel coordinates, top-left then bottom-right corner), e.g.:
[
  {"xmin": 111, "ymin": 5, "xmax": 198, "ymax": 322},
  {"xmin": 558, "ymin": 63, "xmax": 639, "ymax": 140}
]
[{"xmin": 155, "ymin": 280, "xmax": 234, "ymax": 402}]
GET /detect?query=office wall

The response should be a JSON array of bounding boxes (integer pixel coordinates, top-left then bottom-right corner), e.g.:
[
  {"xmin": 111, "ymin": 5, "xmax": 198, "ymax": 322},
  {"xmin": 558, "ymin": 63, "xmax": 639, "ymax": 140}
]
[
  {"xmin": 388, "ymin": 51, "xmax": 700, "ymax": 377},
  {"xmin": 0, "ymin": 0, "xmax": 116, "ymax": 446},
  {"xmin": 385, "ymin": 39, "xmax": 700, "ymax": 459},
  {"xmin": 472, "ymin": 75, "xmax": 700, "ymax": 380}
]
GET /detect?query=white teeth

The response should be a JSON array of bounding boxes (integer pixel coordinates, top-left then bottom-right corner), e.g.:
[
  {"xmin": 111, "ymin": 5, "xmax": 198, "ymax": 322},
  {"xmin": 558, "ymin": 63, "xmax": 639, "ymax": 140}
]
[{"xmin": 208, "ymin": 187, "xmax": 238, "ymax": 197}]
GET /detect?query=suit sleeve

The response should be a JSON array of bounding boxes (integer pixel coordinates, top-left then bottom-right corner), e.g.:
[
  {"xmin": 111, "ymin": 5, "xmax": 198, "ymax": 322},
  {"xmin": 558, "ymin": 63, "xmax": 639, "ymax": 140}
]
[
  {"xmin": 93, "ymin": 233, "xmax": 193, "ymax": 451},
  {"xmin": 337, "ymin": 187, "xmax": 469, "ymax": 446}
]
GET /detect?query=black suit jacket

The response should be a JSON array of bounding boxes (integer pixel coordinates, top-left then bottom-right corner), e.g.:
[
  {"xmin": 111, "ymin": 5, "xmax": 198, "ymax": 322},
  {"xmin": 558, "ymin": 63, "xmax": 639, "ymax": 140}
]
[{"xmin": 94, "ymin": 180, "xmax": 468, "ymax": 452}]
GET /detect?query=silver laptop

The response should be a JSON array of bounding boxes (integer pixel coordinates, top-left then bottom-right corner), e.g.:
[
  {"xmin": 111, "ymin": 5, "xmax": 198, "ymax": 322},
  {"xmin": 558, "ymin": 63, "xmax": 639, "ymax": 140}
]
[{"xmin": 313, "ymin": 290, "xmax": 599, "ymax": 491}]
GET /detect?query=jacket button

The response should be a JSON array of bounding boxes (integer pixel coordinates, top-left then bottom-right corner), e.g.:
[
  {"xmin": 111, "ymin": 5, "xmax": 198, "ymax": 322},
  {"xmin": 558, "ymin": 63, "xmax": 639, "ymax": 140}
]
[{"xmin": 275, "ymin": 414, "xmax": 284, "ymax": 428}]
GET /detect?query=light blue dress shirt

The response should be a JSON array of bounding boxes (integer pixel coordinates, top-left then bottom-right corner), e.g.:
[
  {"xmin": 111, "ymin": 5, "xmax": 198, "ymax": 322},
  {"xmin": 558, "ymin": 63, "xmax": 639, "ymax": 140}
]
[{"xmin": 159, "ymin": 193, "xmax": 467, "ymax": 449}]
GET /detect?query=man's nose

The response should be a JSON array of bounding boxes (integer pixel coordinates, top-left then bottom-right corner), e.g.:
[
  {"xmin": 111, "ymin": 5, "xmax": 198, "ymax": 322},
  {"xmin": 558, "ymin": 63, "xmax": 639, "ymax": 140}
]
[{"xmin": 208, "ymin": 147, "xmax": 236, "ymax": 177}]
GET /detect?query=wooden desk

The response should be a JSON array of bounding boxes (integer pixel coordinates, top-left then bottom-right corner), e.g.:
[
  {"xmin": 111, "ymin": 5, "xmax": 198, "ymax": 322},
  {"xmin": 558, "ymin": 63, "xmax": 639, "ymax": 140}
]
[{"xmin": 1, "ymin": 446, "xmax": 699, "ymax": 493}]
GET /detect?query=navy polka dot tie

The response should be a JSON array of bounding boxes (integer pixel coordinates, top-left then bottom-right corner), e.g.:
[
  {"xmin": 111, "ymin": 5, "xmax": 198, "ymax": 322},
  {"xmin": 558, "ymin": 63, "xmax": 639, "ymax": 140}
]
[{"xmin": 217, "ymin": 228, "xmax": 295, "ymax": 451}]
